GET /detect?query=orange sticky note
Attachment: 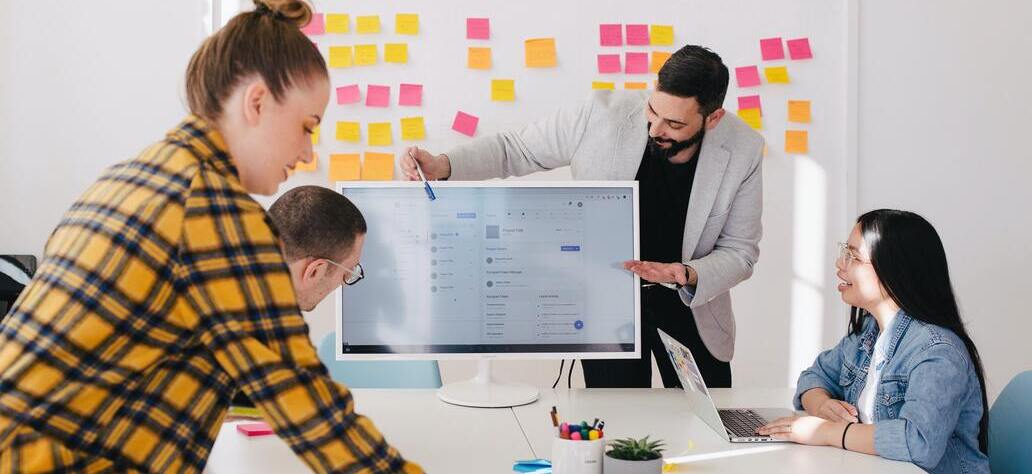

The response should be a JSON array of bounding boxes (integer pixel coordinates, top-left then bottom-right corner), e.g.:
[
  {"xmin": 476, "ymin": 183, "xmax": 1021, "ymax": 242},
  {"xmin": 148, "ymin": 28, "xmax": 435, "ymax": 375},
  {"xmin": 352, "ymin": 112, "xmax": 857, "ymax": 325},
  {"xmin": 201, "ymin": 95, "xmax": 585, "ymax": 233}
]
[
  {"xmin": 650, "ymin": 51, "xmax": 671, "ymax": 73},
  {"xmin": 356, "ymin": 15, "xmax": 380, "ymax": 34},
  {"xmin": 764, "ymin": 66, "xmax": 790, "ymax": 84},
  {"xmin": 785, "ymin": 130, "xmax": 808, "ymax": 154},
  {"xmin": 384, "ymin": 43, "xmax": 408, "ymax": 64},
  {"xmin": 737, "ymin": 108, "xmax": 762, "ymax": 130},
  {"xmin": 491, "ymin": 79, "xmax": 515, "ymax": 101},
  {"xmin": 328, "ymin": 46, "xmax": 353, "ymax": 68},
  {"xmin": 310, "ymin": 125, "xmax": 320, "ymax": 145},
  {"xmin": 368, "ymin": 122, "xmax": 392, "ymax": 146},
  {"xmin": 624, "ymin": 82, "xmax": 647, "ymax": 90},
  {"xmin": 325, "ymin": 14, "xmax": 349, "ymax": 33},
  {"xmin": 788, "ymin": 100, "xmax": 811, "ymax": 123},
  {"xmin": 329, "ymin": 153, "xmax": 361, "ymax": 181},
  {"xmin": 400, "ymin": 116, "xmax": 426, "ymax": 141},
  {"xmin": 296, "ymin": 152, "xmax": 318, "ymax": 172},
  {"xmin": 354, "ymin": 44, "xmax": 378, "ymax": 66},
  {"xmin": 362, "ymin": 152, "xmax": 394, "ymax": 180},
  {"xmin": 650, "ymin": 25, "xmax": 674, "ymax": 46},
  {"xmin": 524, "ymin": 38, "xmax": 557, "ymax": 68},
  {"xmin": 592, "ymin": 81, "xmax": 615, "ymax": 90},
  {"xmin": 335, "ymin": 121, "xmax": 361, "ymax": 142},
  {"xmin": 468, "ymin": 47, "xmax": 492, "ymax": 69},
  {"xmin": 395, "ymin": 13, "xmax": 419, "ymax": 35}
]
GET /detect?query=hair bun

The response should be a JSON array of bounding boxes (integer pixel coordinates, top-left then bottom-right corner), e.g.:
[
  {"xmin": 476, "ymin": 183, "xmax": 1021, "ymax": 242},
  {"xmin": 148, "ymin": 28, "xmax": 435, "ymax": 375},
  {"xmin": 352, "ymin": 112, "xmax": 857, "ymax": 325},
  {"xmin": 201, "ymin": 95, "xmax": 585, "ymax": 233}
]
[{"xmin": 253, "ymin": 0, "xmax": 312, "ymax": 28}]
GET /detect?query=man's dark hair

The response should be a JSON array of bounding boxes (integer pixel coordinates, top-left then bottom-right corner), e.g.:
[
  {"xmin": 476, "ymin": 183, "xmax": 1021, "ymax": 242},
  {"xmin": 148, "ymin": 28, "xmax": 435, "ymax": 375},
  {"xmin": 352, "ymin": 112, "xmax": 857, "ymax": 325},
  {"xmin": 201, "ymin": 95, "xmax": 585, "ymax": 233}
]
[
  {"xmin": 268, "ymin": 185, "xmax": 367, "ymax": 261},
  {"xmin": 657, "ymin": 45, "xmax": 730, "ymax": 117}
]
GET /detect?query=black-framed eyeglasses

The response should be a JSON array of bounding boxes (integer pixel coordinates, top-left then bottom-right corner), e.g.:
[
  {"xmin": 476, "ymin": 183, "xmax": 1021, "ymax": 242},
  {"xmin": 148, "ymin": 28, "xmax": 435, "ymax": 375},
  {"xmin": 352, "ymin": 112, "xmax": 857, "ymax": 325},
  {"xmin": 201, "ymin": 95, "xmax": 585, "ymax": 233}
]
[{"xmin": 324, "ymin": 259, "xmax": 364, "ymax": 286}]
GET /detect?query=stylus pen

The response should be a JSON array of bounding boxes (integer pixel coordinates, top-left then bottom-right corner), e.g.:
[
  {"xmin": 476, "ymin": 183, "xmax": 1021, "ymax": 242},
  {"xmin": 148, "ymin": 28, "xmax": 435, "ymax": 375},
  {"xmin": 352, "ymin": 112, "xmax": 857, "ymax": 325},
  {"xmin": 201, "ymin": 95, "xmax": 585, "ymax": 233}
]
[{"xmin": 412, "ymin": 147, "xmax": 436, "ymax": 201}]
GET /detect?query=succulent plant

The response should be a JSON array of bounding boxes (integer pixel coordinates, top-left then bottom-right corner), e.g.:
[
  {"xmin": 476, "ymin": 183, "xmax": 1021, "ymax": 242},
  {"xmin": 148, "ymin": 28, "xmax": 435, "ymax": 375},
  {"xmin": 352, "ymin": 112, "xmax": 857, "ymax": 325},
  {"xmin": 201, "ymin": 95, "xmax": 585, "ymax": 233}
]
[{"xmin": 605, "ymin": 436, "xmax": 665, "ymax": 461}]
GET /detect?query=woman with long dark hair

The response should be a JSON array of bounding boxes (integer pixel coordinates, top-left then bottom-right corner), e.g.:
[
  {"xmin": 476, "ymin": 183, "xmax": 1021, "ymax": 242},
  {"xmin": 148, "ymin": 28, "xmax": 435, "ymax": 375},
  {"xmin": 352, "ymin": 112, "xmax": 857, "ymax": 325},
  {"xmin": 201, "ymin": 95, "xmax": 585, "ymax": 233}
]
[{"xmin": 758, "ymin": 210, "xmax": 989, "ymax": 473}]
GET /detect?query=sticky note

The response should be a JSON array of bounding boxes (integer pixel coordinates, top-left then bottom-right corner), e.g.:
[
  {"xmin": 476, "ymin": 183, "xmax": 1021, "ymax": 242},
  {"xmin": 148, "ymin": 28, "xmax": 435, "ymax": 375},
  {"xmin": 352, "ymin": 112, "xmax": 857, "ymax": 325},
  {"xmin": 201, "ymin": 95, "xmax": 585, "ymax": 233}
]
[
  {"xmin": 737, "ymin": 108, "xmax": 762, "ymax": 130},
  {"xmin": 626, "ymin": 24, "xmax": 649, "ymax": 45},
  {"xmin": 328, "ymin": 46, "xmax": 353, "ymax": 68},
  {"xmin": 354, "ymin": 44, "xmax": 378, "ymax": 66},
  {"xmin": 237, "ymin": 422, "xmax": 274, "ymax": 437},
  {"xmin": 760, "ymin": 37, "xmax": 785, "ymax": 61},
  {"xmin": 524, "ymin": 38, "xmax": 557, "ymax": 68},
  {"xmin": 491, "ymin": 79, "xmax": 515, "ymax": 102},
  {"xmin": 467, "ymin": 18, "xmax": 490, "ymax": 40},
  {"xmin": 396, "ymin": 13, "xmax": 419, "ymax": 35},
  {"xmin": 336, "ymin": 84, "xmax": 361, "ymax": 105},
  {"xmin": 592, "ymin": 81, "xmax": 615, "ymax": 90},
  {"xmin": 384, "ymin": 43, "xmax": 408, "ymax": 64},
  {"xmin": 362, "ymin": 152, "xmax": 395, "ymax": 180},
  {"xmin": 329, "ymin": 153, "xmax": 361, "ymax": 181},
  {"xmin": 399, "ymin": 83, "xmax": 423, "ymax": 107},
  {"xmin": 625, "ymin": 82, "xmax": 647, "ymax": 90},
  {"xmin": 787, "ymin": 38, "xmax": 813, "ymax": 60},
  {"xmin": 785, "ymin": 130, "xmax": 808, "ymax": 154},
  {"xmin": 368, "ymin": 122, "xmax": 392, "ymax": 146},
  {"xmin": 325, "ymin": 14, "xmax": 349, "ymax": 34},
  {"xmin": 650, "ymin": 25, "xmax": 674, "ymax": 46},
  {"xmin": 788, "ymin": 100, "xmax": 811, "ymax": 123},
  {"xmin": 300, "ymin": 13, "xmax": 324, "ymax": 36},
  {"xmin": 597, "ymin": 54, "xmax": 621, "ymax": 74},
  {"xmin": 296, "ymin": 152, "xmax": 318, "ymax": 172},
  {"xmin": 600, "ymin": 24, "xmax": 622, "ymax": 46},
  {"xmin": 366, "ymin": 85, "xmax": 390, "ymax": 107},
  {"xmin": 336, "ymin": 122, "xmax": 361, "ymax": 142},
  {"xmin": 650, "ymin": 51, "xmax": 671, "ymax": 73},
  {"xmin": 310, "ymin": 126, "xmax": 320, "ymax": 145},
  {"xmin": 764, "ymin": 66, "xmax": 790, "ymax": 83},
  {"xmin": 356, "ymin": 15, "xmax": 380, "ymax": 34},
  {"xmin": 452, "ymin": 111, "xmax": 479, "ymax": 137},
  {"xmin": 468, "ymin": 47, "xmax": 492, "ymax": 69},
  {"xmin": 735, "ymin": 66, "xmax": 761, "ymax": 88},
  {"xmin": 738, "ymin": 95, "xmax": 762, "ymax": 115},
  {"xmin": 400, "ymin": 117, "xmax": 426, "ymax": 141},
  {"xmin": 625, "ymin": 52, "xmax": 649, "ymax": 74}
]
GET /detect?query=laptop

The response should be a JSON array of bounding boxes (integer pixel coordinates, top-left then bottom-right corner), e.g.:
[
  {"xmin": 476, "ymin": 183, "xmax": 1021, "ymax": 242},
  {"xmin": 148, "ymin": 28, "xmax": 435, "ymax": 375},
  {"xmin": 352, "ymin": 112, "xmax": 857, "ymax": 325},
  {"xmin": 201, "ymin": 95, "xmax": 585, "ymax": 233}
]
[{"xmin": 657, "ymin": 328, "xmax": 793, "ymax": 443}]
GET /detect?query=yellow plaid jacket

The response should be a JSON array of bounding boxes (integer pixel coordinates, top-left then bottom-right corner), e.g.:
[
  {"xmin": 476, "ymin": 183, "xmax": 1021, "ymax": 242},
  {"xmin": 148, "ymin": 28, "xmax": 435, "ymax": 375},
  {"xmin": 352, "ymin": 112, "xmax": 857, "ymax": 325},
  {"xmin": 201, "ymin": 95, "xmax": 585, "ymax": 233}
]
[{"xmin": 0, "ymin": 117, "xmax": 422, "ymax": 473}]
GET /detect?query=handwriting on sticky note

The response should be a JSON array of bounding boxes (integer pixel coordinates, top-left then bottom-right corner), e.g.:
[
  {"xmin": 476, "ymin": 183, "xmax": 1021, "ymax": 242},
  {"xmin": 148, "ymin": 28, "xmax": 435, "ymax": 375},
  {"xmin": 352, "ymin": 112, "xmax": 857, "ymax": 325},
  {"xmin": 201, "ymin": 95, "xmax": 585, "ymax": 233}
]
[
  {"xmin": 650, "ymin": 51, "xmax": 671, "ymax": 73},
  {"xmin": 786, "ymin": 38, "xmax": 813, "ymax": 60},
  {"xmin": 625, "ymin": 82, "xmax": 647, "ymax": 90},
  {"xmin": 592, "ymin": 81, "xmax": 615, "ymax": 90},
  {"xmin": 354, "ymin": 44, "xmax": 378, "ymax": 65},
  {"xmin": 329, "ymin": 154, "xmax": 360, "ymax": 181},
  {"xmin": 625, "ymin": 52, "xmax": 648, "ymax": 74},
  {"xmin": 760, "ymin": 37, "xmax": 785, "ymax": 61},
  {"xmin": 785, "ymin": 130, "xmax": 808, "ymax": 154},
  {"xmin": 467, "ymin": 18, "xmax": 490, "ymax": 40},
  {"xmin": 296, "ymin": 152, "xmax": 318, "ymax": 172},
  {"xmin": 300, "ymin": 13, "xmax": 324, "ymax": 35},
  {"xmin": 356, "ymin": 15, "xmax": 380, "ymax": 34},
  {"xmin": 738, "ymin": 95, "xmax": 762, "ymax": 114},
  {"xmin": 336, "ymin": 84, "xmax": 361, "ymax": 105},
  {"xmin": 597, "ymin": 54, "xmax": 621, "ymax": 74},
  {"xmin": 650, "ymin": 25, "xmax": 674, "ymax": 46},
  {"xmin": 525, "ymin": 38, "xmax": 557, "ymax": 68},
  {"xmin": 362, "ymin": 152, "xmax": 394, "ymax": 180},
  {"xmin": 468, "ymin": 47, "xmax": 492, "ymax": 69},
  {"xmin": 399, "ymin": 83, "xmax": 422, "ymax": 106},
  {"xmin": 735, "ymin": 66, "xmax": 761, "ymax": 88},
  {"xmin": 365, "ymin": 85, "xmax": 390, "ymax": 107},
  {"xmin": 626, "ymin": 24, "xmax": 649, "ymax": 45},
  {"xmin": 395, "ymin": 13, "xmax": 419, "ymax": 35},
  {"xmin": 400, "ymin": 117, "xmax": 426, "ymax": 141},
  {"xmin": 328, "ymin": 46, "xmax": 353, "ymax": 68},
  {"xmin": 600, "ymin": 24, "xmax": 622, "ymax": 46},
  {"xmin": 335, "ymin": 122, "xmax": 361, "ymax": 142},
  {"xmin": 737, "ymin": 109, "xmax": 762, "ymax": 130},
  {"xmin": 325, "ymin": 14, "xmax": 349, "ymax": 33},
  {"xmin": 452, "ymin": 111, "xmax": 479, "ymax": 137},
  {"xmin": 491, "ymin": 79, "xmax": 515, "ymax": 102},
  {"xmin": 384, "ymin": 43, "xmax": 408, "ymax": 64},
  {"xmin": 764, "ymin": 66, "xmax": 790, "ymax": 83},
  {"xmin": 310, "ymin": 126, "xmax": 320, "ymax": 146},
  {"xmin": 368, "ymin": 122, "xmax": 392, "ymax": 146},
  {"xmin": 788, "ymin": 100, "xmax": 811, "ymax": 123}
]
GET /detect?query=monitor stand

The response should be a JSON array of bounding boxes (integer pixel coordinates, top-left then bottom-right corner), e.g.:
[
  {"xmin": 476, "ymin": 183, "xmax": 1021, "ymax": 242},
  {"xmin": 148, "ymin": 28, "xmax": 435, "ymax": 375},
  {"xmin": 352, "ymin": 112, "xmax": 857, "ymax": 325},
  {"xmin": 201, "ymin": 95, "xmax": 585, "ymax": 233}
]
[{"xmin": 437, "ymin": 359, "xmax": 539, "ymax": 408}]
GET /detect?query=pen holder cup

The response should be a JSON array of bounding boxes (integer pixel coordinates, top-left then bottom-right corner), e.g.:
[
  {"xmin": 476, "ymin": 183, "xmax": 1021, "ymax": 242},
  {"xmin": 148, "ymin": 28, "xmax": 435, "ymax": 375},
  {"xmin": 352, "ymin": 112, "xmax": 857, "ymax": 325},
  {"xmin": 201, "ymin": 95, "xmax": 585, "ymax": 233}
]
[{"xmin": 551, "ymin": 436, "xmax": 604, "ymax": 474}]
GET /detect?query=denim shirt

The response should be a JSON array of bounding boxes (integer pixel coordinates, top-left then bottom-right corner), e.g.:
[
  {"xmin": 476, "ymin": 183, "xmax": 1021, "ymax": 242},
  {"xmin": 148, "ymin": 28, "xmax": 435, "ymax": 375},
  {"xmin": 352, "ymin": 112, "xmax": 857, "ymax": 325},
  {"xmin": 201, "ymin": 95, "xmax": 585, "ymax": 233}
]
[{"xmin": 794, "ymin": 311, "xmax": 989, "ymax": 473}]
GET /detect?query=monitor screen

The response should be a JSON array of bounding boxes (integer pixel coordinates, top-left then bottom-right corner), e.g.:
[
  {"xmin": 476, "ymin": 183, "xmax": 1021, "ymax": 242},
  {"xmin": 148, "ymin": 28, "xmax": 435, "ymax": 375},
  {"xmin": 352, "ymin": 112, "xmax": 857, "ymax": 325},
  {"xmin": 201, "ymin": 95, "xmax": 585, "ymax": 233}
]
[{"xmin": 335, "ymin": 181, "xmax": 639, "ymax": 359}]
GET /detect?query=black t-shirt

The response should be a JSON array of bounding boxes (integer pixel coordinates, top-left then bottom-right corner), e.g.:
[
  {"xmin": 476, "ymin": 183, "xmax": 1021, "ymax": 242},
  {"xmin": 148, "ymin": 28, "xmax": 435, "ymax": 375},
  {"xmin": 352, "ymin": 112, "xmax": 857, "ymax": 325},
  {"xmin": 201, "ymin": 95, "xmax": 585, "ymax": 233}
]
[{"xmin": 636, "ymin": 138, "xmax": 702, "ymax": 264}]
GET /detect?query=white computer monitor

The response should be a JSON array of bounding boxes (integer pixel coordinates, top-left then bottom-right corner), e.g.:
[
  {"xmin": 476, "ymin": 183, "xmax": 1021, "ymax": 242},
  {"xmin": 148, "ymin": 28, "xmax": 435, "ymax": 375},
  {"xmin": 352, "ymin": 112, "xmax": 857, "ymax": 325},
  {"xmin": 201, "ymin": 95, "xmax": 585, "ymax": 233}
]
[{"xmin": 334, "ymin": 181, "xmax": 640, "ymax": 407}]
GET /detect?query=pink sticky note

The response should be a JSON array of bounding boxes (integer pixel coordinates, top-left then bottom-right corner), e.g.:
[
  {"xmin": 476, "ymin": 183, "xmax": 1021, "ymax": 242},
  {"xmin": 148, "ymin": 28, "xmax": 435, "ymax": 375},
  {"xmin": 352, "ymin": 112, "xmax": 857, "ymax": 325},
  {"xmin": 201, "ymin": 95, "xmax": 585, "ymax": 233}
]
[
  {"xmin": 300, "ymin": 13, "xmax": 325, "ymax": 36},
  {"xmin": 738, "ymin": 95, "xmax": 762, "ymax": 115},
  {"xmin": 466, "ymin": 18, "xmax": 490, "ymax": 40},
  {"xmin": 336, "ymin": 85, "xmax": 361, "ymax": 105},
  {"xmin": 237, "ymin": 422, "xmax": 274, "ymax": 437},
  {"xmin": 626, "ymin": 24, "xmax": 649, "ymax": 45},
  {"xmin": 599, "ymin": 24, "xmax": 623, "ymax": 46},
  {"xmin": 735, "ymin": 66, "xmax": 761, "ymax": 88},
  {"xmin": 452, "ymin": 111, "xmax": 479, "ymax": 137},
  {"xmin": 625, "ymin": 52, "xmax": 648, "ymax": 74},
  {"xmin": 366, "ymin": 85, "xmax": 390, "ymax": 108},
  {"xmin": 597, "ymin": 54, "xmax": 621, "ymax": 74},
  {"xmin": 399, "ymin": 83, "xmax": 423, "ymax": 107},
  {"xmin": 787, "ymin": 38, "xmax": 813, "ymax": 60},
  {"xmin": 760, "ymin": 37, "xmax": 785, "ymax": 61}
]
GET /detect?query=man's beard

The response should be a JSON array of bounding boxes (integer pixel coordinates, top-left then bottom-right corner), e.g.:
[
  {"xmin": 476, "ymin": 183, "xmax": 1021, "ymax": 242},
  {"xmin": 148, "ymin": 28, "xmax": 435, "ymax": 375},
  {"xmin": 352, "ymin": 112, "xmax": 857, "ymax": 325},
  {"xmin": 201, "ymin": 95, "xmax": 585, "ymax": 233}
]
[{"xmin": 648, "ymin": 124, "xmax": 706, "ymax": 161}]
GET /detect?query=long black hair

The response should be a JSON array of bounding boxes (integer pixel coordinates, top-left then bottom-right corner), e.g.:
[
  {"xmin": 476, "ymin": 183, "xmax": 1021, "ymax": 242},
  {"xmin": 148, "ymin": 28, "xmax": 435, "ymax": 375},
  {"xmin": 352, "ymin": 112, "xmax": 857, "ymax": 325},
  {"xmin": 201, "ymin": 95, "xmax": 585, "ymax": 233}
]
[{"xmin": 849, "ymin": 209, "xmax": 988, "ymax": 454}]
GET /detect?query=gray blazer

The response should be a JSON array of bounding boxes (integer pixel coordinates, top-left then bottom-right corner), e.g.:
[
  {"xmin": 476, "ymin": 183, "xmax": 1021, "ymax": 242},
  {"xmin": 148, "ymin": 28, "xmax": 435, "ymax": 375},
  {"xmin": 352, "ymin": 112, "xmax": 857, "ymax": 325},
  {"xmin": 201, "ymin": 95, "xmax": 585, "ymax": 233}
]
[{"xmin": 448, "ymin": 90, "xmax": 764, "ymax": 362}]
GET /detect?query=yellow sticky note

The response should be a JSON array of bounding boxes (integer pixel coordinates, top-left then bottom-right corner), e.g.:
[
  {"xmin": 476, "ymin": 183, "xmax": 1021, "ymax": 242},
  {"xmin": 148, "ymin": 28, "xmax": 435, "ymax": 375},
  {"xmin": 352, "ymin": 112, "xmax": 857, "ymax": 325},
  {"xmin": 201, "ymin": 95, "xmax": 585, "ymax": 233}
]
[
  {"xmin": 354, "ymin": 44, "xmax": 378, "ymax": 66},
  {"xmin": 325, "ymin": 14, "xmax": 349, "ymax": 34},
  {"xmin": 650, "ymin": 25, "xmax": 674, "ymax": 46},
  {"xmin": 788, "ymin": 100, "xmax": 812, "ymax": 123},
  {"xmin": 764, "ymin": 66, "xmax": 790, "ymax": 84},
  {"xmin": 328, "ymin": 46, "xmax": 353, "ymax": 68},
  {"xmin": 356, "ymin": 15, "xmax": 380, "ymax": 34},
  {"xmin": 468, "ymin": 47, "xmax": 492, "ymax": 70},
  {"xmin": 368, "ymin": 122, "xmax": 392, "ymax": 146},
  {"xmin": 785, "ymin": 130, "xmax": 809, "ymax": 154},
  {"xmin": 737, "ymin": 108, "xmax": 762, "ymax": 130},
  {"xmin": 524, "ymin": 38, "xmax": 557, "ymax": 68},
  {"xmin": 650, "ymin": 51, "xmax": 672, "ymax": 73},
  {"xmin": 310, "ymin": 125, "xmax": 320, "ymax": 145},
  {"xmin": 335, "ymin": 121, "xmax": 361, "ymax": 142},
  {"xmin": 395, "ymin": 13, "xmax": 419, "ymax": 35},
  {"xmin": 384, "ymin": 43, "xmax": 408, "ymax": 64},
  {"xmin": 329, "ymin": 153, "xmax": 361, "ymax": 181},
  {"xmin": 362, "ymin": 152, "xmax": 395, "ymax": 180},
  {"xmin": 592, "ymin": 81, "xmax": 615, "ymax": 90},
  {"xmin": 400, "ymin": 117, "xmax": 426, "ymax": 141},
  {"xmin": 625, "ymin": 82, "xmax": 647, "ymax": 90},
  {"xmin": 491, "ymin": 79, "xmax": 515, "ymax": 101},
  {"xmin": 296, "ymin": 152, "xmax": 318, "ymax": 172}
]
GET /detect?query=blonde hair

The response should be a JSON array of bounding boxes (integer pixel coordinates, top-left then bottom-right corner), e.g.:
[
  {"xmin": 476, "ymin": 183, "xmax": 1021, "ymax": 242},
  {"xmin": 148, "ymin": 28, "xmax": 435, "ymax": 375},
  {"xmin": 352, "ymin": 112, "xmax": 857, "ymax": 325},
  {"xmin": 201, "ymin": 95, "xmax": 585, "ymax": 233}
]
[{"xmin": 185, "ymin": 0, "xmax": 327, "ymax": 120}]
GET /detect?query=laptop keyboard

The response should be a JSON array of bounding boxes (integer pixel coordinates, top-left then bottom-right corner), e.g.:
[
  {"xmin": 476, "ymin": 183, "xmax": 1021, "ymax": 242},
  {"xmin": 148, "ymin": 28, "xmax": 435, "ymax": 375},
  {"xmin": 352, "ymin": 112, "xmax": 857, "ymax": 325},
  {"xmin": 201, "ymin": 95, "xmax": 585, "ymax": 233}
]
[{"xmin": 718, "ymin": 409, "xmax": 769, "ymax": 438}]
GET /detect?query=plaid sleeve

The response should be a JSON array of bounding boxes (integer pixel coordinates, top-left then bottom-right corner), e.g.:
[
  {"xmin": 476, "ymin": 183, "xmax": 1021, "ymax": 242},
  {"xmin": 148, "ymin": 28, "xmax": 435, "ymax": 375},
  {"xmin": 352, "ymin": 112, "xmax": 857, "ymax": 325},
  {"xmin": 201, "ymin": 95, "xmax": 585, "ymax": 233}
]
[{"xmin": 178, "ymin": 169, "xmax": 421, "ymax": 474}]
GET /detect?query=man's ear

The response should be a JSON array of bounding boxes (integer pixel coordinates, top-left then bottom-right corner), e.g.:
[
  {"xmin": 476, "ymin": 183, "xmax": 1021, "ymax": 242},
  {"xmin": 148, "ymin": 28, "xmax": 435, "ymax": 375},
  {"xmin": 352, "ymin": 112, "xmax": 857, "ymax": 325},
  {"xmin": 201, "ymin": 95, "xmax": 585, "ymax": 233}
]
[
  {"xmin": 241, "ymin": 79, "xmax": 269, "ymax": 127},
  {"xmin": 704, "ymin": 108, "xmax": 726, "ymax": 131}
]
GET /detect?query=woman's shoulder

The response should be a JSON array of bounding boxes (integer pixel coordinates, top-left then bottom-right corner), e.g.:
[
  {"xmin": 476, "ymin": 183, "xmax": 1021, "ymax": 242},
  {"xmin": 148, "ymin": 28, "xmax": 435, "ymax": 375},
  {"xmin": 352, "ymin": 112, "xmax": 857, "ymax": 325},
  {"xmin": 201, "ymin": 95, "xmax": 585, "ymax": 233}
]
[{"xmin": 898, "ymin": 317, "xmax": 972, "ymax": 368}]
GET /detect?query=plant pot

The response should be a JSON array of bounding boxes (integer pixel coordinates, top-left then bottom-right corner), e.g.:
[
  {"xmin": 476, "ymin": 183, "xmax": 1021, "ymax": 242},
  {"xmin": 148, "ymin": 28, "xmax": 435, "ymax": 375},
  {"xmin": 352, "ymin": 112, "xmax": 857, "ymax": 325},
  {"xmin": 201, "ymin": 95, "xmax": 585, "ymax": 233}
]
[{"xmin": 603, "ymin": 454, "xmax": 663, "ymax": 474}]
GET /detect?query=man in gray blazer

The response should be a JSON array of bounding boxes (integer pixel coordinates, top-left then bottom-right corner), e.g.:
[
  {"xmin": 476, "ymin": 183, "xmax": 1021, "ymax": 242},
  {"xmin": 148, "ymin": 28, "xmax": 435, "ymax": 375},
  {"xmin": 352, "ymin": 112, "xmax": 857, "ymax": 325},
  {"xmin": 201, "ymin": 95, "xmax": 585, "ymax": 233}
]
[{"xmin": 402, "ymin": 45, "xmax": 763, "ymax": 388}]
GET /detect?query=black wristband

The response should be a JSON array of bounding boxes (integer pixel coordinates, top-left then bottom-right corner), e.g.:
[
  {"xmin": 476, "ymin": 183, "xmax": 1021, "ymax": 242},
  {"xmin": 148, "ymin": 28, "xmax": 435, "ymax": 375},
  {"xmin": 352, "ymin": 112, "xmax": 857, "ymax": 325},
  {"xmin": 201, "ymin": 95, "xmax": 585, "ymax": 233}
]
[{"xmin": 841, "ymin": 422, "xmax": 855, "ymax": 450}]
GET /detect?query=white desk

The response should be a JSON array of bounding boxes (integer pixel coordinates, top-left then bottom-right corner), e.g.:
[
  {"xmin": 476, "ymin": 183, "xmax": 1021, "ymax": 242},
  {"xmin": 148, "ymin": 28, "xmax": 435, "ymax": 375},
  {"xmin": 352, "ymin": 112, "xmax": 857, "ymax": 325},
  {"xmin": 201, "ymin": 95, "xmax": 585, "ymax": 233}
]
[{"xmin": 208, "ymin": 388, "xmax": 921, "ymax": 473}]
